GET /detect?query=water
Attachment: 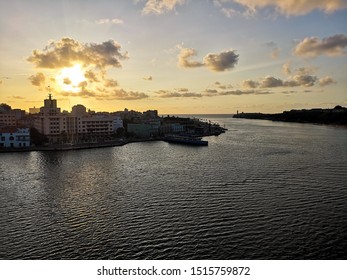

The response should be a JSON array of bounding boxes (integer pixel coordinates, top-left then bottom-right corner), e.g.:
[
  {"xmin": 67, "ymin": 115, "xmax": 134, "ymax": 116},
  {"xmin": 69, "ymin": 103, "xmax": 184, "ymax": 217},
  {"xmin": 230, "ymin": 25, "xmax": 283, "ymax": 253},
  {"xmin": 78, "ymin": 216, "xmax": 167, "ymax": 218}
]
[{"xmin": 1, "ymin": 117, "xmax": 346, "ymax": 259}]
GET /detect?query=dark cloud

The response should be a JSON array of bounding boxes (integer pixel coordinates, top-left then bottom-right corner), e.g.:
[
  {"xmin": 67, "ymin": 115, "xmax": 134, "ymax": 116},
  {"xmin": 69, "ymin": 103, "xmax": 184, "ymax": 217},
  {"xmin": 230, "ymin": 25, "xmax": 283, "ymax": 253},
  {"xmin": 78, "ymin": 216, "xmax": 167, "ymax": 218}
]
[
  {"xmin": 205, "ymin": 89, "xmax": 218, "ymax": 94},
  {"xmin": 108, "ymin": 89, "xmax": 149, "ymax": 100},
  {"xmin": 218, "ymin": 89, "xmax": 272, "ymax": 95},
  {"xmin": 84, "ymin": 70, "xmax": 99, "ymax": 82},
  {"xmin": 260, "ymin": 76, "xmax": 284, "ymax": 88},
  {"xmin": 29, "ymin": 72, "xmax": 46, "ymax": 87},
  {"xmin": 178, "ymin": 47, "xmax": 239, "ymax": 72},
  {"xmin": 294, "ymin": 34, "xmax": 347, "ymax": 58},
  {"xmin": 247, "ymin": 66, "xmax": 319, "ymax": 88},
  {"xmin": 27, "ymin": 37, "xmax": 128, "ymax": 70},
  {"xmin": 291, "ymin": 74, "xmax": 317, "ymax": 87},
  {"xmin": 203, "ymin": 50, "xmax": 239, "ymax": 72},
  {"xmin": 60, "ymin": 87, "xmax": 148, "ymax": 100},
  {"xmin": 156, "ymin": 89, "xmax": 202, "ymax": 98}
]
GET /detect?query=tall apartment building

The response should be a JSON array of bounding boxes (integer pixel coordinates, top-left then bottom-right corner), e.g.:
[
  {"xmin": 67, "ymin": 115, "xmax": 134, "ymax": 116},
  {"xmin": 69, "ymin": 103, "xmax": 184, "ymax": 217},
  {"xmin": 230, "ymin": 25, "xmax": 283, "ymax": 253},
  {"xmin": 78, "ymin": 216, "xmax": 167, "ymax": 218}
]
[
  {"xmin": 34, "ymin": 94, "xmax": 123, "ymax": 143},
  {"xmin": 34, "ymin": 94, "xmax": 66, "ymax": 142}
]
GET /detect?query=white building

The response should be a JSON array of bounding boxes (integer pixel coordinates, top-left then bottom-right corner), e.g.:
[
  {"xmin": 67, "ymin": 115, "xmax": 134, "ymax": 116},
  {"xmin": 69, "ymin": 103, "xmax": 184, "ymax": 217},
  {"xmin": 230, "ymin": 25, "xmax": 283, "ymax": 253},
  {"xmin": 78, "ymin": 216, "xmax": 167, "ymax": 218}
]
[
  {"xmin": 34, "ymin": 95, "xmax": 123, "ymax": 143},
  {"xmin": 34, "ymin": 94, "xmax": 66, "ymax": 143},
  {"xmin": 0, "ymin": 127, "xmax": 30, "ymax": 148}
]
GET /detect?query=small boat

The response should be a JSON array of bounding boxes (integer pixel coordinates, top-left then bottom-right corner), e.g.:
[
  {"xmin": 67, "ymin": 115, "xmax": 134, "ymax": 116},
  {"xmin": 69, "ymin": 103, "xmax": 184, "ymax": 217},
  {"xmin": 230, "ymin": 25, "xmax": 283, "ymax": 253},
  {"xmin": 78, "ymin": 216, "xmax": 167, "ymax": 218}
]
[{"xmin": 163, "ymin": 134, "xmax": 208, "ymax": 146}]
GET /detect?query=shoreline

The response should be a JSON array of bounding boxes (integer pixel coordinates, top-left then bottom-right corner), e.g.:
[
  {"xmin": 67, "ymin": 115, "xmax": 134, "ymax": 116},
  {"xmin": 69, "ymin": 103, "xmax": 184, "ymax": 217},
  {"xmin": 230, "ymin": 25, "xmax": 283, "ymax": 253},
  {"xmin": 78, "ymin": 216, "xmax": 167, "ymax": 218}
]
[
  {"xmin": 0, "ymin": 138, "xmax": 159, "ymax": 153},
  {"xmin": 0, "ymin": 133, "xmax": 223, "ymax": 153},
  {"xmin": 233, "ymin": 106, "xmax": 347, "ymax": 127}
]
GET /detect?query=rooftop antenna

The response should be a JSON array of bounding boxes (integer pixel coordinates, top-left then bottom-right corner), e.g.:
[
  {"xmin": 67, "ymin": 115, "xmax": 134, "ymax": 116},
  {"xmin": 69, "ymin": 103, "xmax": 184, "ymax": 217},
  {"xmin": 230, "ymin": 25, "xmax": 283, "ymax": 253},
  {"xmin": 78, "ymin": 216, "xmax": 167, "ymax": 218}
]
[{"xmin": 47, "ymin": 86, "xmax": 52, "ymax": 99}]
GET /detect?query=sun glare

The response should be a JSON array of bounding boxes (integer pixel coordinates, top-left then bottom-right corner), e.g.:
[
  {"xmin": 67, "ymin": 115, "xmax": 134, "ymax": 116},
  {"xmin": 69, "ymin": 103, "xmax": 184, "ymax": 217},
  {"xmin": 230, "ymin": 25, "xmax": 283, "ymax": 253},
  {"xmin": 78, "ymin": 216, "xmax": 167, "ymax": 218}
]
[{"xmin": 56, "ymin": 64, "xmax": 86, "ymax": 92}]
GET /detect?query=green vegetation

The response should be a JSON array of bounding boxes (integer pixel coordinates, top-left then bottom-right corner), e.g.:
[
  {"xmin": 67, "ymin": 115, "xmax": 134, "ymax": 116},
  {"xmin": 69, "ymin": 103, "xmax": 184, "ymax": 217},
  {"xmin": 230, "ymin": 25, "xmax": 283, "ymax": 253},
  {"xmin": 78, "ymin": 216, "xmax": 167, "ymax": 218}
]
[{"xmin": 234, "ymin": 106, "xmax": 347, "ymax": 125}]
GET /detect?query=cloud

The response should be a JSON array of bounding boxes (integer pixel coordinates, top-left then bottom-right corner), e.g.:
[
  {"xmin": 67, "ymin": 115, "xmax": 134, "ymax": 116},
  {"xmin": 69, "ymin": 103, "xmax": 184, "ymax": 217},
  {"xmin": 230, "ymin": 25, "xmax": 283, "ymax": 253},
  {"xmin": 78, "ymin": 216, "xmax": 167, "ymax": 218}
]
[
  {"xmin": 203, "ymin": 50, "xmax": 239, "ymax": 71},
  {"xmin": 84, "ymin": 70, "xmax": 100, "ymax": 83},
  {"xmin": 11, "ymin": 96, "xmax": 25, "ymax": 99},
  {"xmin": 104, "ymin": 79, "xmax": 118, "ymax": 88},
  {"xmin": 142, "ymin": 0, "xmax": 186, "ymax": 15},
  {"xmin": 143, "ymin": 76, "xmax": 153, "ymax": 81},
  {"xmin": 282, "ymin": 62, "xmax": 291, "ymax": 75},
  {"xmin": 213, "ymin": 81, "xmax": 233, "ymax": 89},
  {"xmin": 205, "ymin": 89, "xmax": 219, "ymax": 95},
  {"xmin": 63, "ymin": 77, "xmax": 72, "ymax": 85},
  {"xmin": 27, "ymin": 38, "xmax": 149, "ymax": 101},
  {"xmin": 178, "ymin": 47, "xmax": 239, "ymax": 72},
  {"xmin": 218, "ymin": 89, "xmax": 272, "ymax": 95},
  {"xmin": 257, "ymin": 74, "xmax": 318, "ymax": 88},
  {"xmin": 291, "ymin": 74, "xmax": 317, "ymax": 87},
  {"xmin": 178, "ymin": 47, "xmax": 204, "ymax": 68},
  {"xmin": 294, "ymin": 34, "xmax": 347, "ymax": 58},
  {"xmin": 319, "ymin": 76, "xmax": 336, "ymax": 86},
  {"xmin": 259, "ymin": 76, "xmax": 284, "ymax": 88},
  {"xmin": 241, "ymin": 69, "xmax": 319, "ymax": 89},
  {"xmin": 108, "ymin": 89, "xmax": 149, "ymax": 100},
  {"xmin": 242, "ymin": 79, "xmax": 259, "ymax": 88},
  {"xmin": 60, "ymin": 87, "xmax": 149, "ymax": 100},
  {"xmin": 156, "ymin": 89, "xmax": 202, "ymax": 98},
  {"xmin": 95, "ymin": 18, "xmax": 124, "ymax": 25},
  {"xmin": 175, "ymin": 87, "xmax": 189, "ymax": 92},
  {"xmin": 29, "ymin": 72, "xmax": 46, "ymax": 88},
  {"xmin": 27, "ymin": 37, "xmax": 128, "ymax": 70},
  {"xmin": 231, "ymin": 0, "xmax": 347, "ymax": 16}
]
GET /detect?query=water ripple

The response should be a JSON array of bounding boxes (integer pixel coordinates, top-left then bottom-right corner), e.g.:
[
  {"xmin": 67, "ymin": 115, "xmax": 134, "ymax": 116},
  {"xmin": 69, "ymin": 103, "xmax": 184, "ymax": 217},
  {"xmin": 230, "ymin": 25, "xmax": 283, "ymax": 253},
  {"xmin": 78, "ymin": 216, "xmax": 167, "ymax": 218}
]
[{"xmin": 1, "ymin": 118, "xmax": 347, "ymax": 259}]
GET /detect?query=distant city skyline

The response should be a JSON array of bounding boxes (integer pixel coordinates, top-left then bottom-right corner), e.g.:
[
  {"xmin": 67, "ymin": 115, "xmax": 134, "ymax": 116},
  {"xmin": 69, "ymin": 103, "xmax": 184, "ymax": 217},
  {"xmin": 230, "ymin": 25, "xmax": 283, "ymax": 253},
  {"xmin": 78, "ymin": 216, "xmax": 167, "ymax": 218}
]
[{"xmin": 0, "ymin": 0, "xmax": 347, "ymax": 114}]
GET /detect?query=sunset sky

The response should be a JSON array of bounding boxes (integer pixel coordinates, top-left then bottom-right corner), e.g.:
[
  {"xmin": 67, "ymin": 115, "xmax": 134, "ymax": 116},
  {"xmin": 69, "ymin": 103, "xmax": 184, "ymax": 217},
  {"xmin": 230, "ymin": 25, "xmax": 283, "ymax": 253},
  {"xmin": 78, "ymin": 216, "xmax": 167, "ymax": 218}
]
[{"xmin": 1, "ymin": 0, "xmax": 347, "ymax": 114}]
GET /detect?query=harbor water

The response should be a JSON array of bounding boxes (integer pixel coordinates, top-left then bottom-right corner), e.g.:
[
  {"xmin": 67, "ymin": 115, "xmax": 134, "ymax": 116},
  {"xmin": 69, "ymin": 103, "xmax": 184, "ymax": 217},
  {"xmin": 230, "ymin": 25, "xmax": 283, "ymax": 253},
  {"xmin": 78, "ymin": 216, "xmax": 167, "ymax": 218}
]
[{"xmin": 1, "ymin": 117, "xmax": 346, "ymax": 259}]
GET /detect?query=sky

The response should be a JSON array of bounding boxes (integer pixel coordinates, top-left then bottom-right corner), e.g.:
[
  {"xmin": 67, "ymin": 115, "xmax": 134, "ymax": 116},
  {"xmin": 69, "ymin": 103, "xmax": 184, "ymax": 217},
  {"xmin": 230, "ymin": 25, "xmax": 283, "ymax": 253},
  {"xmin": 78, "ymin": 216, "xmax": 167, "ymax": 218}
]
[{"xmin": 0, "ymin": 0, "xmax": 347, "ymax": 114}]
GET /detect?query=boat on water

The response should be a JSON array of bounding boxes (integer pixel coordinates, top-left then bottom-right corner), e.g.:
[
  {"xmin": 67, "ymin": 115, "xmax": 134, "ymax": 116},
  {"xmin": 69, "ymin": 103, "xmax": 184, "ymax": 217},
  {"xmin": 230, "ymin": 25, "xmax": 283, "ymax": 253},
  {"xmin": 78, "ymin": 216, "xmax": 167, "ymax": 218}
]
[{"xmin": 163, "ymin": 134, "xmax": 208, "ymax": 146}]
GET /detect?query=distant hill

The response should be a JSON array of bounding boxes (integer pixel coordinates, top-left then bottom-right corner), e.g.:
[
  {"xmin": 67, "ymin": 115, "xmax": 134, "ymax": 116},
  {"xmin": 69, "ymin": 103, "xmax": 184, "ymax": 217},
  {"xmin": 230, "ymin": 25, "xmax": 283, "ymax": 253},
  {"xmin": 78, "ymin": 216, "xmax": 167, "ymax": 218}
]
[{"xmin": 233, "ymin": 106, "xmax": 347, "ymax": 125}]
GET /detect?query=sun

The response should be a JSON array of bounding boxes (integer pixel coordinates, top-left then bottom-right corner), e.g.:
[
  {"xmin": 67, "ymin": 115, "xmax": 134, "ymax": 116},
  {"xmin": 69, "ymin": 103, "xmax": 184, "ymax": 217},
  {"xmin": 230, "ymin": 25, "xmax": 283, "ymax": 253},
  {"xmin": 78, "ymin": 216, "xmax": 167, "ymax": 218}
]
[{"xmin": 56, "ymin": 64, "xmax": 86, "ymax": 92}]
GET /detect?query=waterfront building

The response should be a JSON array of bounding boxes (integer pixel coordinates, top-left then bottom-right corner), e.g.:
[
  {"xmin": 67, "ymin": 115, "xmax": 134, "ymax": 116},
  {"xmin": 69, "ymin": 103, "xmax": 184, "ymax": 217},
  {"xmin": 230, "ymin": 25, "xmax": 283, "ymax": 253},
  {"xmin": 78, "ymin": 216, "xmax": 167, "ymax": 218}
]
[
  {"xmin": 0, "ymin": 113, "xmax": 17, "ymax": 127},
  {"xmin": 34, "ymin": 95, "xmax": 124, "ymax": 143},
  {"xmin": 160, "ymin": 123, "xmax": 185, "ymax": 135},
  {"xmin": 34, "ymin": 94, "xmax": 66, "ymax": 143},
  {"xmin": 0, "ymin": 127, "xmax": 30, "ymax": 148},
  {"xmin": 0, "ymin": 107, "xmax": 25, "ymax": 127}
]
